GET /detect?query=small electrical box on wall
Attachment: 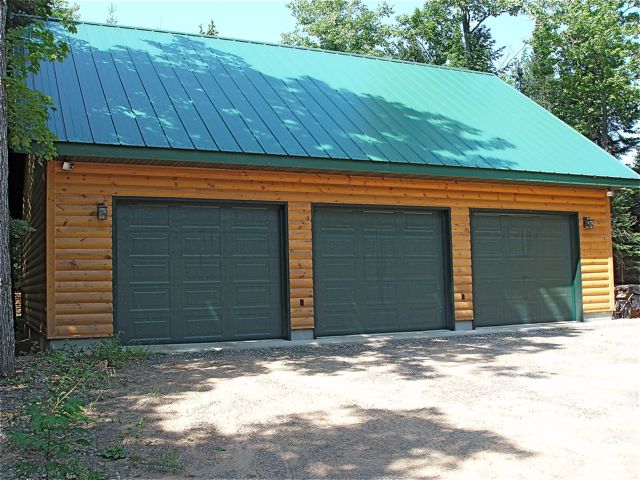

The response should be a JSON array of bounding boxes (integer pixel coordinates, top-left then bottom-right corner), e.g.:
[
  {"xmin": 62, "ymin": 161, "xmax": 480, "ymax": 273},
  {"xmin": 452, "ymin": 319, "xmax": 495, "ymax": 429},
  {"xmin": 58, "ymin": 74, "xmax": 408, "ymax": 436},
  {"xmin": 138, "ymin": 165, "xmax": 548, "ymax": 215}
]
[{"xmin": 96, "ymin": 203, "xmax": 108, "ymax": 221}]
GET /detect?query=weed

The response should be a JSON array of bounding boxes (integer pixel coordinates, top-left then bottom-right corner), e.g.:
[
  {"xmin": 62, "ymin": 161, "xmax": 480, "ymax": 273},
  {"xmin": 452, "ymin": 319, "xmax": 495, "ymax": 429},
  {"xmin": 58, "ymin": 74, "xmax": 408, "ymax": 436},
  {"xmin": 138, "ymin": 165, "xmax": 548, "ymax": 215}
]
[
  {"xmin": 8, "ymin": 354, "xmax": 106, "ymax": 479},
  {"xmin": 90, "ymin": 337, "xmax": 153, "ymax": 369},
  {"xmin": 6, "ymin": 338, "xmax": 150, "ymax": 478},
  {"xmin": 145, "ymin": 389, "xmax": 161, "ymax": 398},
  {"xmin": 143, "ymin": 450, "xmax": 184, "ymax": 473},
  {"xmin": 99, "ymin": 445, "xmax": 129, "ymax": 460}
]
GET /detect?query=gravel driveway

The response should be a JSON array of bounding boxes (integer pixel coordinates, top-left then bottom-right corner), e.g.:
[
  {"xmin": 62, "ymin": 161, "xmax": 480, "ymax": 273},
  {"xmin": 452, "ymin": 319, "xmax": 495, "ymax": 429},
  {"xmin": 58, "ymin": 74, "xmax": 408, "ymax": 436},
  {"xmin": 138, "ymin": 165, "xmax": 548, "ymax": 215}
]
[{"xmin": 97, "ymin": 320, "xmax": 639, "ymax": 479}]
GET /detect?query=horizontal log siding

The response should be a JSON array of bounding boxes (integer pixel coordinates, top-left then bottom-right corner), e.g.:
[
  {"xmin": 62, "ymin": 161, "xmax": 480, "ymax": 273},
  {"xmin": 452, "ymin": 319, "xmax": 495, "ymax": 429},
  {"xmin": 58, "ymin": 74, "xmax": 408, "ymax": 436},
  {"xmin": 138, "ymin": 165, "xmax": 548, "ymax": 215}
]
[
  {"xmin": 288, "ymin": 202, "xmax": 314, "ymax": 329},
  {"xmin": 49, "ymin": 160, "xmax": 614, "ymax": 338},
  {"xmin": 21, "ymin": 158, "xmax": 47, "ymax": 334},
  {"xmin": 451, "ymin": 207, "xmax": 473, "ymax": 321}
]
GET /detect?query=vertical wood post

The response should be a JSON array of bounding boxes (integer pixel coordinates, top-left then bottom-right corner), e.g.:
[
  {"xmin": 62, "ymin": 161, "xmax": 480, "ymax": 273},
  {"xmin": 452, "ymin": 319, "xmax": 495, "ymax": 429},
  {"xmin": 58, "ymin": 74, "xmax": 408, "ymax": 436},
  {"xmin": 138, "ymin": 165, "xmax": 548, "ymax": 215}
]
[
  {"xmin": 451, "ymin": 206, "xmax": 474, "ymax": 327},
  {"xmin": 287, "ymin": 202, "xmax": 314, "ymax": 331}
]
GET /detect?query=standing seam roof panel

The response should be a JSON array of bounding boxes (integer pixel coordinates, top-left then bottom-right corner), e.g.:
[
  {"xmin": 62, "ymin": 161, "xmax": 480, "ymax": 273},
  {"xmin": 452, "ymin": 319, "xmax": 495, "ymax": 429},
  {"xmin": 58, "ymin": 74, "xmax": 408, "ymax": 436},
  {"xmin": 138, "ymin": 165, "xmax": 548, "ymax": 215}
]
[
  {"xmin": 180, "ymin": 37, "xmax": 264, "ymax": 154},
  {"xmin": 84, "ymin": 25, "xmax": 145, "ymax": 147},
  {"xmin": 161, "ymin": 37, "xmax": 240, "ymax": 152},
  {"xmin": 28, "ymin": 21, "xmax": 640, "ymax": 185}
]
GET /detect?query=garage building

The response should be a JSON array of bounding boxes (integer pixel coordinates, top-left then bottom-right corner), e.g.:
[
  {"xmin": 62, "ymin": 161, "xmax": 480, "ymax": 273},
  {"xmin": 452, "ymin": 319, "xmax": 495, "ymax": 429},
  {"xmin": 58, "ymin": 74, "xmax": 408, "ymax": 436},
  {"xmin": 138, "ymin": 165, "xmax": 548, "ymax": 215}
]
[{"xmin": 21, "ymin": 21, "xmax": 640, "ymax": 345}]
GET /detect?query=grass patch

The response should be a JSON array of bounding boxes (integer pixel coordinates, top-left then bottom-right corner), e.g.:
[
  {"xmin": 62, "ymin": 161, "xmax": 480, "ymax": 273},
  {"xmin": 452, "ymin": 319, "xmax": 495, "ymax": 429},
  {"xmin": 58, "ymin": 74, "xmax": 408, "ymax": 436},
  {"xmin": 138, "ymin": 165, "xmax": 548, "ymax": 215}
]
[
  {"xmin": 145, "ymin": 388, "xmax": 162, "ymax": 398},
  {"xmin": 141, "ymin": 450, "xmax": 184, "ymax": 474},
  {"xmin": 90, "ymin": 337, "xmax": 154, "ymax": 369}
]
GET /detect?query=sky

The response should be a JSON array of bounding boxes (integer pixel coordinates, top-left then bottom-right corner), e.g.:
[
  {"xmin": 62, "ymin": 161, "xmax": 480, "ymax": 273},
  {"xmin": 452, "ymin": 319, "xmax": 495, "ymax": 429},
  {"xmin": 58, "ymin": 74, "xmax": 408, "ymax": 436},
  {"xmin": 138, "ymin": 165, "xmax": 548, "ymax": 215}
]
[{"xmin": 73, "ymin": 0, "xmax": 535, "ymax": 66}]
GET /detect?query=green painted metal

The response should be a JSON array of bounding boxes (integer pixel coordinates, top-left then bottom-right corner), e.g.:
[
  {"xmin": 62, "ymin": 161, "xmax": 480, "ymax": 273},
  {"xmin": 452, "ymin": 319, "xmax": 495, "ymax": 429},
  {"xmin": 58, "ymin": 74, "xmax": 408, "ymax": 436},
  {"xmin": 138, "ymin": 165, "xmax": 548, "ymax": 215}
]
[
  {"xmin": 313, "ymin": 206, "xmax": 451, "ymax": 336},
  {"xmin": 30, "ymin": 20, "xmax": 639, "ymax": 186},
  {"xmin": 58, "ymin": 143, "xmax": 640, "ymax": 188},
  {"xmin": 114, "ymin": 199, "xmax": 285, "ymax": 344},
  {"xmin": 470, "ymin": 211, "xmax": 581, "ymax": 327}
]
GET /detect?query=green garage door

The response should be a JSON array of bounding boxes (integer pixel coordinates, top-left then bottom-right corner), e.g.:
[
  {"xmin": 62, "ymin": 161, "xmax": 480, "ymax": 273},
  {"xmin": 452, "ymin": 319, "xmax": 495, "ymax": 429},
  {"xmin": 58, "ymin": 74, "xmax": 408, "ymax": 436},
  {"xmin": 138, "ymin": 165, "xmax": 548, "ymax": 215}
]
[
  {"xmin": 313, "ymin": 206, "xmax": 451, "ymax": 336},
  {"xmin": 115, "ymin": 200, "xmax": 284, "ymax": 345},
  {"xmin": 471, "ymin": 212, "xmax": 580, "ymax": 327}
]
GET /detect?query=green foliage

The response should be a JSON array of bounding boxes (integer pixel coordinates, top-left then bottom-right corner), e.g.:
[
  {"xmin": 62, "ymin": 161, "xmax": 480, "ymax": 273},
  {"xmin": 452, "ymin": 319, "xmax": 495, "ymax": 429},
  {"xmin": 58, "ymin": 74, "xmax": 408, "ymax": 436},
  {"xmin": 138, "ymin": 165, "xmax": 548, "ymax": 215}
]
[
  {"xmin": 5, "ymin": 0, "xmax": 78, "ymax": 163},
  {"xmin": 506, "ymin": 1, "xmax": 640, "ymax": 282},
  {"xmin": 8, "ymin": 350, "xmax": 108, "ymax": 479},
  {"xmin": 142, "ymin": 450, "xmax": 184, "ymax": 474},
  {"xmin": 612, "ymin": 187, "xmax": 640, "ymax": 283},
  {"xmin": 9, "ymin": 217, "xmax": 34, "ymax": 288},
  {"xmin": 199, "ymin": 19, "xmax": 219, "ymax": 36},
  {"xmin": 6, "ymin": 339, "xmax": 151, "ymax": 478},
  {"xmin": 89, "ymin": 336, "xmax": 153, "ymax": 369},
  {"xmin": 612, "ymin": 154, "xmax": 640, "ymax": 284},
  {"xmin": 394, "ymin": 0, "xmax": 522, "ymax": 72},
  {"xmin": 512, "ymin": 0, "xmax": 639, "ymax": 156},
  {"xmin": 282, "ymin": 0, "xmax": 394, "ymax": 56},
  {"xmin": 99, "ymin": 445, "xmax": 129, "ymax": 460}
]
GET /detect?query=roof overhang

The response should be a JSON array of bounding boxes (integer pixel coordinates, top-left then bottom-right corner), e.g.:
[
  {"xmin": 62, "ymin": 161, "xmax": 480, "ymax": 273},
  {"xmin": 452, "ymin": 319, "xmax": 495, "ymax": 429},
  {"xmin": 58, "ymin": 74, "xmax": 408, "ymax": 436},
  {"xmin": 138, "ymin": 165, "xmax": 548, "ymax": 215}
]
[{"xmin": 55, "ymin": 143, "xmax": 640, "ymax": 189}]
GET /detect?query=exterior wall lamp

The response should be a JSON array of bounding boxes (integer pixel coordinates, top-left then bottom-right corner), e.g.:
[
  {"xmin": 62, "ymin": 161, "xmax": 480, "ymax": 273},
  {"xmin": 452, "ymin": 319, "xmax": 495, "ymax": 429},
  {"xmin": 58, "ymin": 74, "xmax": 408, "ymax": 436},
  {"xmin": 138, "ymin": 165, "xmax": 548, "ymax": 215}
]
[
  {"xmin": 97, "ymin": 203, "xmax": 108, "ymax": 221},
  {"xmin": 583, "ymin": 216, "xmax": 595, "ymax": 230}
]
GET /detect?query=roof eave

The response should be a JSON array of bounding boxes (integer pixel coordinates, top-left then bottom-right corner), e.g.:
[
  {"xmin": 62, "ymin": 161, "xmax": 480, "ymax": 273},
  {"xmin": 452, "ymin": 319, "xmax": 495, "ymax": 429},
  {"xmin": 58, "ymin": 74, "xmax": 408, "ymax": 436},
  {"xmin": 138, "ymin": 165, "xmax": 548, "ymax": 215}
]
[{"xmin": 54, "ymin": 143, "xmax": 640, "ymax": 189}]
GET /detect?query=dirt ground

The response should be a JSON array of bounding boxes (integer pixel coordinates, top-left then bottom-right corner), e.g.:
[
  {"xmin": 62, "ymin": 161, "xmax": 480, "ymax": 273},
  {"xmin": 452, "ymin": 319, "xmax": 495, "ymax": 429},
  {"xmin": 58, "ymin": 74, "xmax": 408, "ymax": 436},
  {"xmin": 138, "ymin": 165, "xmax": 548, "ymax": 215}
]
[
  {"xmin": 83, "ymin": 319, "xmax": 638, "ymax": 479},
  {"xmin": 5, "ymin": 320, "xmax": 640, "ymax": 479}
]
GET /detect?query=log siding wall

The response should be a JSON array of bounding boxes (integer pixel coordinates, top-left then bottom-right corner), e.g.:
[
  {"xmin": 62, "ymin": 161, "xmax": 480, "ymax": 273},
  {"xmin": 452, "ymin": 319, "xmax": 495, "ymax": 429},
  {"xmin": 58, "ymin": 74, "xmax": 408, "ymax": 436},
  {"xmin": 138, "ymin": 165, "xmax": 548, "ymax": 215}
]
[
  {"xmin": 40, "ymin": 160, "xmax": 613, "ymax": 339},
  {"xmin": 21, "ymin": 158, "xmax": 48, "ymax": 335}
]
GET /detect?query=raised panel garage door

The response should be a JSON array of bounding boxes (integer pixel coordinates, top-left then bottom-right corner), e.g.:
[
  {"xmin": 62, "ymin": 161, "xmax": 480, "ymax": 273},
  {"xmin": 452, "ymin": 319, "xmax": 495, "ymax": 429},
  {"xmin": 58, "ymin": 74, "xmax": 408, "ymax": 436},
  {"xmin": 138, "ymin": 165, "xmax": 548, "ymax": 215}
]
[
  {"xmin": 313, "ymin": 206, "xmax": 450, "ymax": 336},
  {"xmin": 471, "ymin": 212, "xmax": 580, "ymax": 327},
  {"xmin": 115, "ymin": 200, "xmax": 284, "ymax": 345}
]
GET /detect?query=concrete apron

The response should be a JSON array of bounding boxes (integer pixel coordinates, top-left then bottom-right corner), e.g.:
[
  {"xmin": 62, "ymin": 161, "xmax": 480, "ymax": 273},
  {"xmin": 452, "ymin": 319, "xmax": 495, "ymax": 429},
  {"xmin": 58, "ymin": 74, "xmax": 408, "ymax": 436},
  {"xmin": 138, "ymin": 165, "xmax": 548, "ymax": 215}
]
[{"xmin": 132, "ymin": 317, "xmax": 627, "ymax": 354}]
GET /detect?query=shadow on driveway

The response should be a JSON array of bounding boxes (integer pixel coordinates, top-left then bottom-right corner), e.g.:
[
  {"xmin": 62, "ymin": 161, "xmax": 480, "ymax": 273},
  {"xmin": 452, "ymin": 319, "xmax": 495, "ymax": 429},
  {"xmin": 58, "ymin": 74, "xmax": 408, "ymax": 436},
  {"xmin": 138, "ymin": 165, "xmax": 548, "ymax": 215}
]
[{"xmin": 90, "ymin": 327, "xmax": 591, "ymax": 477}]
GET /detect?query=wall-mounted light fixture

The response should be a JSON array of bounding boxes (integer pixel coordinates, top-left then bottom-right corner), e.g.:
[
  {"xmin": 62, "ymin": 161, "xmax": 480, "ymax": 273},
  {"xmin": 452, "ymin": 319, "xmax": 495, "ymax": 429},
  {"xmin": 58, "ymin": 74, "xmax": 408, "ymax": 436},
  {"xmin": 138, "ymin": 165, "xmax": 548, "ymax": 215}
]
[
  {"xmin": 583, "ymin": 216, "xmax": 595, "ymax": 230},
  {"xmin": 96, "ymin": 203, "xmax": 108, "ymax": 221},
  {"xmin": 62, "ymin": 161, "xmax": 74, "ymax": 171},
  {"xmin": 606, "ymin": 191, "xmax": 615, "ymax": 198}
]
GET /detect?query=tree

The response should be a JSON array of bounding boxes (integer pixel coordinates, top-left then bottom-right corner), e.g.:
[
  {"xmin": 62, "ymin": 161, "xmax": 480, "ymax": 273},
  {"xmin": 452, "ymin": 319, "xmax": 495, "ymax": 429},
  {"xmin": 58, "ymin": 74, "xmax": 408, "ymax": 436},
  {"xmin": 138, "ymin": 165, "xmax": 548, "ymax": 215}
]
[
  {"xmin": 611, "ymin": 153, "xmax": 640, "ymax": 284},
  {"xmin": 510, "ymin": 1, "xmax": 640, "ymax": 285},
  {"xmin": 199, "ymin": 19, "xmax": 218, "ymax": 36},
  {"xmin": 394, "ymin": 1, "xmax": 522, "ymax": 72},
  {"xmin": 515, "ymin": 0, "xmax": 639, "ymax": 157},
  {"xmin": 105, "ymin": 1, "xmax": 117, "ymax": 25},
  {"xmin": 282, "ymin": 0, "xmax": 394, "ymax": 56},
  {"xmin": 1, "ymin": 1, "xmax": 77, "ymax": 377}
]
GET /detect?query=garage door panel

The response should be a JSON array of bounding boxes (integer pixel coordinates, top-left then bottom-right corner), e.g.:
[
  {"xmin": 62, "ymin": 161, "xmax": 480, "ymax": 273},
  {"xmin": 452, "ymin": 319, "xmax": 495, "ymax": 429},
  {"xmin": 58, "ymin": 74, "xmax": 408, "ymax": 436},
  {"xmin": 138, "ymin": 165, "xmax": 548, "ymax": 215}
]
[
  {"xmin": 183, "ymin": 317, "xmax": 223, "ymax": 340},
  {"xmin": 314, "ymin": 206, "xmax": 450, "ymax": 336},
  {"xmin": 181, "ymin": 205, "xmax": 221, "ymax": 226},
  {"xmin": 182, "ymin": 261, "xmax": 221, "ymax": 282},
  {"xmin": 129, "ymin": 204, "xmax": 170, "ymax": 227},
  {"xmin": 130, "ymin": 288, "xmax": 171, "ymax": 311},
  {"xmin": 130, "ymin": 234, "xmax": 170, "ymax": 256},
  {"xmin": 116, "ymin": 200, "xmax": 284, "ymax": 344},
  {"xmin": 129, "ymin": 314, "xmax": 172, "ymax": 342},
  {"xmin": 182, "ymin": 234, "xmax": 222, "ymax": 256},
  {"xmin": 130, "ymin": 261, "xmax": 170, "ymax": 283},
  {"xmin": 472, "ymin": 212, "xmax": 577, "ymax": 327},
  {"xmin": 321, "ymin": 261, "xmax": 357, "ymax": 280}
]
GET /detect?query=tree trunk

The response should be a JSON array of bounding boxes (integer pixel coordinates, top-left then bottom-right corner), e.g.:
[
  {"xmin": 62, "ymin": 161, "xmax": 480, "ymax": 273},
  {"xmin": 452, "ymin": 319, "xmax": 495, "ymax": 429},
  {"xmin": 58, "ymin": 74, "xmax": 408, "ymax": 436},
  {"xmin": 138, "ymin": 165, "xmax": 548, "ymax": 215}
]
[
  {"xmin": 460, "ymin": 6, "xmax": 473, "ymax": 66},
  {"xmin": 0, "ymin": 0, "xmax": 16, "ymax": 378}
]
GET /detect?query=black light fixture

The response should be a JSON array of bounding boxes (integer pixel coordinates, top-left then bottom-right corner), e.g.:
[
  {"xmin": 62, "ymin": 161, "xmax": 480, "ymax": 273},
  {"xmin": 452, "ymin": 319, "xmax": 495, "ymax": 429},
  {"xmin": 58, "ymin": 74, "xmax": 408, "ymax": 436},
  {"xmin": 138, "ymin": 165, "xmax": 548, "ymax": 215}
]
[
  {"xmin": 96, "ymin": 203, "xmax": 108, "ymax": 221},
  {"xmin": 583, "ymin": 216, "xmax": 595, "ymax": 229}
]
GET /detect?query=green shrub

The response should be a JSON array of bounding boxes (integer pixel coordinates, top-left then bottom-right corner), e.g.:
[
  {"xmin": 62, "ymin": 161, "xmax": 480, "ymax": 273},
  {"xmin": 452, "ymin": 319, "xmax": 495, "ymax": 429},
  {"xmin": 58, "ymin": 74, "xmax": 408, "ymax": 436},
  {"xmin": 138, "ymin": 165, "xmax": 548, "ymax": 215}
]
[
  {"xmin": 8, "ymin": 351, "xmax": 107, "ymax": 479},
  {"xmin": 89, "ymin": 337, "xmax": 153, "ymax": 369},
  {"xmin": 7, "ymin": 338, "xmax": 150, "ymax": 479}
]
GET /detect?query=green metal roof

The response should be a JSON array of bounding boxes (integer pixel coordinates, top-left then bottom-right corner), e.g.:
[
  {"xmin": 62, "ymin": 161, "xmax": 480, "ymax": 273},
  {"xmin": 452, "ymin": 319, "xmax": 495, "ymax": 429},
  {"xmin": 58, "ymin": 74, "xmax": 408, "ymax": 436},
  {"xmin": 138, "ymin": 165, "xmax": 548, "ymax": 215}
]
[{"xmin": 29, "ymin": 20, "xmax": 639, "ymax": 187}]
